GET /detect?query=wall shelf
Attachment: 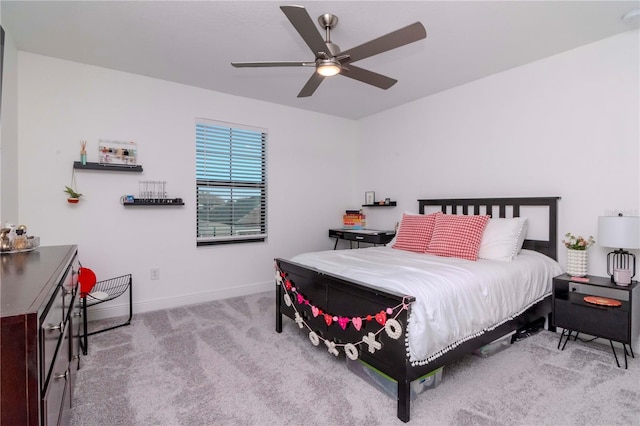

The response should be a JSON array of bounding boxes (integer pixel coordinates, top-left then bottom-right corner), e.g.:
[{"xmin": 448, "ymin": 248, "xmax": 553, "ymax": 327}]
[
  {"xmin": 73, "ymin": 161, "xmax": 143, "ymax": 172},
  {"xmin": 362, "ymin": 202, "xmax": 397, "ymax": 207},
  {"xmin": 121, "ymin": 198, "xmax": 184, "ymax": 206}
]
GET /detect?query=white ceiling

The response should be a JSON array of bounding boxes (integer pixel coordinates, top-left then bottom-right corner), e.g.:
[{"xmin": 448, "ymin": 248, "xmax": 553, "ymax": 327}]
[{"xmin": 2, "ymin": 1, "xmax": 639, "ymax": 119}]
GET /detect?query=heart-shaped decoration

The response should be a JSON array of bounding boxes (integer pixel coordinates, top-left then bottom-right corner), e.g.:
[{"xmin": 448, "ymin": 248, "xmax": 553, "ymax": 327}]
[
  {"xmin": 352, "ymin": 317, "xmax": 363, "ymax": 331},
  {"xmin": 324, "ymin": 313, "xmax": 333, "ymax": 326},
  {"xmin": 338, "ymin": 317, "xmax": 349, "ymax": 330},
  {"xmin": 375, "ymin": 311, "xmax": 387, "ymax": 326},
  {"xmin": 311, "ymin": 306, "xmax": 320, "ymax": 317},
  {"xmin": 285, "ymin": 280, "xmax": 292, "ymax": 290},
  {"xmin": 296, "ymin": 294, "xmax": 304, "ymax": 304}
]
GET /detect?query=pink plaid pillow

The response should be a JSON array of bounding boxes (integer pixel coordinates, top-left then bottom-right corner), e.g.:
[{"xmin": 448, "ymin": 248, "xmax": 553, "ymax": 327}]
[
  {"xmin": 426, "ymin": 214, "xmax": 490, "ymax": 261},
  {"xmin": 392, "ymin": 212, "xmax": 440, "ymax": 253}
]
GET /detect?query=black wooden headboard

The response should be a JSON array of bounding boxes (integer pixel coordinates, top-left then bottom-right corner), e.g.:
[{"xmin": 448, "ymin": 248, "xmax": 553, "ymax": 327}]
[{"xmin": 418, "ymin": 197, "xmax": 560, "ymax": 260}]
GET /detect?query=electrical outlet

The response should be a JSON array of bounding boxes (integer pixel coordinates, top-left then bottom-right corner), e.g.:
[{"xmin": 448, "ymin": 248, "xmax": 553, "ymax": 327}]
[{"xmin": 150, "ymin": 268, "xmax": 160, "ymax": 280}]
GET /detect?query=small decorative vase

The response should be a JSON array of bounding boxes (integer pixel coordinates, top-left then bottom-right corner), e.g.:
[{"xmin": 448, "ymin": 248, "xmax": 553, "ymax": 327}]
[{"xmin": 566, "ymin": 249, "xmax": 588, "ymax": 277}]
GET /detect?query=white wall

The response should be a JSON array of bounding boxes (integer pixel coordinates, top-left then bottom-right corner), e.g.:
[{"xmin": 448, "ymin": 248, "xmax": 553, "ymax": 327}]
[
  {"xmin": 16, "ymin": 53, "xmax": 358, "ymax": 317},
  {"xmin": 12, "ymin": 29, "xmax": 640, "ymax": 320},
  {"xmin": 357, "ymin": 30, "xmax": 640, "ymax": 278}
]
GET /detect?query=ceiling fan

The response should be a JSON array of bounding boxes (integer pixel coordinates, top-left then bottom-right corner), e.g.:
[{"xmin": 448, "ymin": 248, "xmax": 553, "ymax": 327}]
[{"xmin": 231, "ymin": 5, "xmax": 427, "ymax": 97}]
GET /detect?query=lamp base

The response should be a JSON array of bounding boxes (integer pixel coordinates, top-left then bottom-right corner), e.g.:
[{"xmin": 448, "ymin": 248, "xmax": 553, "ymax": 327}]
[{"xmin": 606, "ymin": 249, "xmax": 636, "ymax": 285}]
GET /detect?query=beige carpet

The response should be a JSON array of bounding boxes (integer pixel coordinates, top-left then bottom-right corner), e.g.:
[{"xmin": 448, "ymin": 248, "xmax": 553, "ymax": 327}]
[{"xmin": 72, "ymin": 291, "xmax": 640, "ymax": 425}]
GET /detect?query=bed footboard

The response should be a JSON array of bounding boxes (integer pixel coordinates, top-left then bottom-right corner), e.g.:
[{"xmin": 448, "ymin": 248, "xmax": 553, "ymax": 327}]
[
  {"xmin": 275, "ymin": 257, "xmax": 553, "ymax": 422},
  {"xmin": 275, "ymin": 257, "xmax": 417, "ymax": 421}
]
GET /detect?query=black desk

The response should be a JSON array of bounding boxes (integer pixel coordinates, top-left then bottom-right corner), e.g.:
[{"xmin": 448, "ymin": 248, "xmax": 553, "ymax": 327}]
[{"xmin": 328, "ymin": 229, "xmax": 395, "ymax": 249}]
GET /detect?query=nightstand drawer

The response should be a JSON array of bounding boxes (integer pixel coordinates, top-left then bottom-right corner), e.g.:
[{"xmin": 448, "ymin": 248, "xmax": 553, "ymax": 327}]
[
  {"xmin": 568, "ymin": 282, "xmax": 628, "ymax": 301},
  {"xmin": 554, "ymin": 298, "xmax": 630, "ymax": 343}
]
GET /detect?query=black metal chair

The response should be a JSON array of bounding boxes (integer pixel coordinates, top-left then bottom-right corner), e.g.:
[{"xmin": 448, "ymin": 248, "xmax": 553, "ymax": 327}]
[{"xmin": 79, "ymin": 271, "xmax": 132, "ymax": 355}]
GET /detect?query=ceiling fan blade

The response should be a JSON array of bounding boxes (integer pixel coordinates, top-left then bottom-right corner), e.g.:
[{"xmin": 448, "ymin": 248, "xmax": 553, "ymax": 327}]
[
  {"xmin": 231, "ymin": 61, "xmax": 315, "ymax": 68},
  {"xmin": 280, "ymin": 5, "xmax": 329, "ymax": 56},
  {"xmin": 340, "ymin": 22, "xmax": 426, "ymax": 63},
  {"xmin": 341, "ymin": 65, "xmax": 397, "ymax": 90},
  {"xmin": 297, "ymin": 73, "xmax": 325, "ymax": 98}
]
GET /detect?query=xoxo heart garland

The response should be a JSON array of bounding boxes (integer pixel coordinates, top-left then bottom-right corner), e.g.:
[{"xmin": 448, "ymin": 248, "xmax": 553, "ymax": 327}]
[{"xmin": 281, "ymin": 284, "xmax": 404, "ymax": 337}]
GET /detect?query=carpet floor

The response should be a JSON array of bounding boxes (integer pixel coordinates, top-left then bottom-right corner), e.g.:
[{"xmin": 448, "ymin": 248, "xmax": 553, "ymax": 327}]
[{"xmin": 72, "ymin": 291, "xmax": 640, "ymax": 425}]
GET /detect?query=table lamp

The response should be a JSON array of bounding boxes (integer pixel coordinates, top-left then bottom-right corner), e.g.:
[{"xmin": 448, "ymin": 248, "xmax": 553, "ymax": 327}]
[{"xmin": 598, "ymin": 214, "xmax": 640, "ymax": 285}]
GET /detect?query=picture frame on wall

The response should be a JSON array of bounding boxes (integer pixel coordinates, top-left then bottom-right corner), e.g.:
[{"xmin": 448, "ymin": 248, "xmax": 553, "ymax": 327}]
[{"xmin": 365, "ymin": 191, "xmax": 375, "ymax": 205}]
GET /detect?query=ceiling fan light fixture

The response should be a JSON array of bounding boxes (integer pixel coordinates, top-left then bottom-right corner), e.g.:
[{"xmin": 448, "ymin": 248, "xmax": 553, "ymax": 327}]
[
  {"xmin": 232, "ymin": 6, "xmax": 427, "ymax": 97},
  {"xmin": 316, "ymin": 60, "xmax": 341, "ymax": 77}
]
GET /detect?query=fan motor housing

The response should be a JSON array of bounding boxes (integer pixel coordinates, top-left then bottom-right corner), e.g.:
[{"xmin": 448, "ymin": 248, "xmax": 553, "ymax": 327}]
[{"xmin": 325, "ymin": 42, "xmax": 341, "ymax": 57}]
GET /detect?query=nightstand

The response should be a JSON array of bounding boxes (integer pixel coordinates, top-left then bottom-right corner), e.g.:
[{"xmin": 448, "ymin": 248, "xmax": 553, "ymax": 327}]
[
  {"xmin": 552, "ymin": 273, "xmax": 639, "ymax": 368},
  {"xmin": 328, "ymin": 229, "xmax": 395, "ymax": 250}
]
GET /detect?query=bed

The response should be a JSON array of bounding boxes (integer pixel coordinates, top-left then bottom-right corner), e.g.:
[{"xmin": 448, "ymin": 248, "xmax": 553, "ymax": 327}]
[{"xmin": 275, "ymin": 197, "xmax": 561, "ymax": 422}]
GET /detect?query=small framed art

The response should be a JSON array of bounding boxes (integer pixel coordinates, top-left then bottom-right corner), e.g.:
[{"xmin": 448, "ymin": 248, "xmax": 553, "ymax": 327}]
[{"xmin": 365, "ymin": 191, "xmax": 375, "ymax": 205}]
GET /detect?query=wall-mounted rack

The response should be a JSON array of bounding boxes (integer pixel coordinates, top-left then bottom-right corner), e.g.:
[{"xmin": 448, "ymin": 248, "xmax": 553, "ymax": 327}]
[
  {"xmin": 73, "ymin": 161, "xmax": 143, "ymax": 172},
  {"xmin": 121, "ymin": 198, "xmax": 184, "ymax": 206}
]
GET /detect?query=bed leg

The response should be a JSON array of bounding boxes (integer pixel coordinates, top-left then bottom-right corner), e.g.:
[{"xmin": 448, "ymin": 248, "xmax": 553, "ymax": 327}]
[
  {"xmin": 397, "ymin": 379, "xmax": 411, "ymax": 423},
  {"xmin": 547, "ymin": 312, "xmax": 556, "ymax": 333},
  {"xmin": 276, "ymin": 283, "xmax": 283, "ymax": 333}
]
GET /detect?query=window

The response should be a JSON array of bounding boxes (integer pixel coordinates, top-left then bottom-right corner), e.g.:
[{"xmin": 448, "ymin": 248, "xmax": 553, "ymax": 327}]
[{"xmin": 196, "ymin": 119, "xmax": 267, "ymax": 245}]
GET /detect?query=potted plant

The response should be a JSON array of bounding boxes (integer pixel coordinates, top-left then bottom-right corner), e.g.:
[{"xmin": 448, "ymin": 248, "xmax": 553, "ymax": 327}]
[
  {"xmin": 562, "ymin": 233, "xmax": 595, "ymax": 277},
  {"xmin": 64, "ymin": 186, "xmax": 83, "ymax": 204}
]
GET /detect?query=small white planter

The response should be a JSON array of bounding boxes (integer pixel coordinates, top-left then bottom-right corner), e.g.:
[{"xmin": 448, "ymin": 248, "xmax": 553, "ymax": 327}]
[{"xmin": 566, "ymin": 249, "xmax": 588, "ymax": 277}]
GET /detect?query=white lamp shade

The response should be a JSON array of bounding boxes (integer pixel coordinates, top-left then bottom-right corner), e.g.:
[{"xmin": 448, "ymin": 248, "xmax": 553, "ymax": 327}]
[{"xmin": 598, "ymin": 216, "xmax": 640, "ymax": 249}]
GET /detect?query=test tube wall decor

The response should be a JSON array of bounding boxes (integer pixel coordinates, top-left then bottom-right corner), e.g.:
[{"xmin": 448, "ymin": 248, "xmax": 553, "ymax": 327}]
[{"xmin": 138, "ymin": 180, "xmax": 168, "ymax": 201}]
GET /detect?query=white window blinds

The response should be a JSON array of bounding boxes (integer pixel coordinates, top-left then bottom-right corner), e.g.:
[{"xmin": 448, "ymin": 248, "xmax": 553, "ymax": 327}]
[{"xmin": 196, "ymin": 119, "xmax": 267, "ymax": 245}]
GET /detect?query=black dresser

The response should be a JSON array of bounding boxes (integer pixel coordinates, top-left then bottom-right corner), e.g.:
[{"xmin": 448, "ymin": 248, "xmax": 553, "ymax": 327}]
[{"xmin": 1, "ymin": 245, "xmax": 81, "ymax": 425}]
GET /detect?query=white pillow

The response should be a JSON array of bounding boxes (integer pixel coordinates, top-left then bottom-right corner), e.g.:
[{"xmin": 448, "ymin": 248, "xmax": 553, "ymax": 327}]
[
  {"xmin": 478, "ymin": 217, "xmax": 528, "ymax": 262},
  {"xmin": 513, "ymin": 218, "xmax": 529, "ymax": 256}
]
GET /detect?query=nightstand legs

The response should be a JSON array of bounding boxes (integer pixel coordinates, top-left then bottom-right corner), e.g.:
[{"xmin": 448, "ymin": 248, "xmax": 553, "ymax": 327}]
[
  {"xmin": 609, "ymin": 340, "xmax": 624, "ymax": 369},
  {"xmin": 558, "ymin": 329, "xmax": 634, "ymax": 369},
  {"xmin": 557, "ymin": 329, "xmax": 577, "ymax": 350},
  {"xmin": 610, "ymin": 341, "xmax": 635, "ymax": 369}
]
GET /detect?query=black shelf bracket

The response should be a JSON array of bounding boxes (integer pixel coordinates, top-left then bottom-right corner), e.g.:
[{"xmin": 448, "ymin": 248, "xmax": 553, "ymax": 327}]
[{"xmin": 362, "ymin": 202, "xmax": 397, "ymax": 207}]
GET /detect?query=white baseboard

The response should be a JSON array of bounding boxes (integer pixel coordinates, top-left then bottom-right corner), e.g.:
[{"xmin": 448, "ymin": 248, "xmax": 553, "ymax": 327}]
[{"xmin": 86, "ymin": 281, "xmax": 273, "ymax": 322}]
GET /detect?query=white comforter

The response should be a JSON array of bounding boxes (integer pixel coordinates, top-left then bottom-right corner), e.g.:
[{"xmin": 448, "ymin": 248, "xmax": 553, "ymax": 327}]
[{"xmin": 290, "ymin": 247, "xmax": 563, "ymax": 365}]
